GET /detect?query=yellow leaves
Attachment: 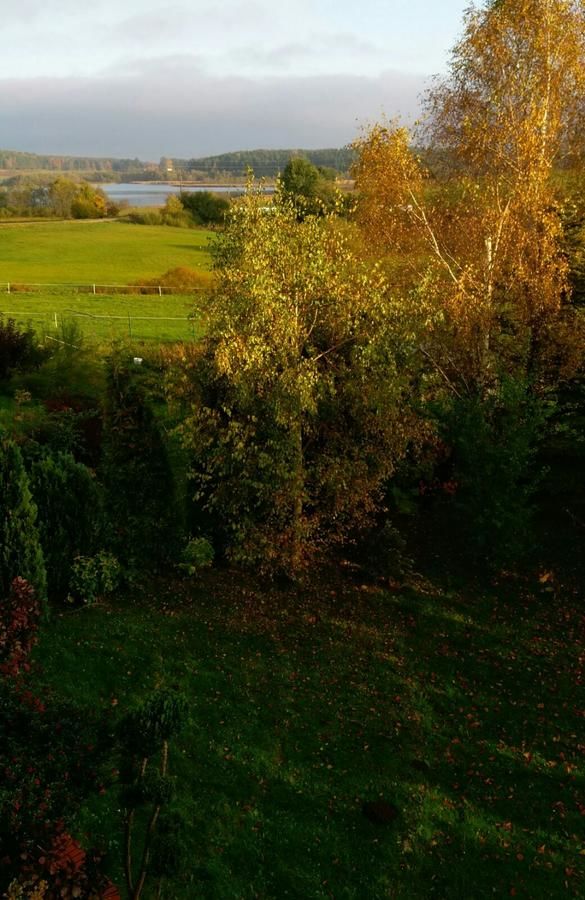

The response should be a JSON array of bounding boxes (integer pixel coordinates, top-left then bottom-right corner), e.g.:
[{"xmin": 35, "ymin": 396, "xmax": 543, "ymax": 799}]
[
  {"xmin": 352, "ymin": 122, "xmax": 427, "ymax": 257},
  {"xmin": 427, "ymin": 0, "xmax": 585, "ymax": 182},
  {"xmin": 351, "ymin": 1, "xmax": 583, "ymax": 391}
]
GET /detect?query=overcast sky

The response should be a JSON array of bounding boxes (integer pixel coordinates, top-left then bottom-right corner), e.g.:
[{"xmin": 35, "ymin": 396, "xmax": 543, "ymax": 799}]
[{"xmin": 1, "ymin": 0, "xmax": 470, "ymax": 159}]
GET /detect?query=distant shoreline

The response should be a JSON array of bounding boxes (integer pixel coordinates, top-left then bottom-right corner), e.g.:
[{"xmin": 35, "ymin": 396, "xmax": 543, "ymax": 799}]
[{"xmin": 128, "ymin": 180, "xmax": 274, "ymax": 188}]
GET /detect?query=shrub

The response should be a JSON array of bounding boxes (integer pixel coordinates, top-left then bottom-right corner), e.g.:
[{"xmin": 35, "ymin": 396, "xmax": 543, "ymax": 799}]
[
  {"xmin": 0, "ymin": 438, "xmax": 46, "ymax": 602},
  {"xmin": 70, "ymin": 184, "xmax": 108, "ymax": 219},
  {"xmin": 0, "ymin": 319, "xmax": 46, "ymax": 381},
  {"xmin": 127, "ymin": 209, "xmax": 163, "ymax": 226},
  {"xmin": 178, "ymin": 537, "xmax": 214, "ymax": 576},
  {"xmin": 432, "ymin": 378, "xmax": 551, "ymax": 568},
  {"xmin": 161, "ymin": 194, "xmax": 191, "ymax": 228},
  {"xmin": 68, "ymin": 552, "xmax": 121, "ymax": 605},
  {"xmin": 102, "ymin": 360, "xmax": 177, "ymax": 570},
  {"xmin": 119, "ymin": 691, "xmax": 187, "ymax": 899},
  {"xmin": 359, "ymin": 522, "xmax": 413, "ymax": 582},
  {"xmin": 133, "ymin": 266, "xmax": 213, "ymax": 294},
  {"xmin": 179, "ymin": 190, "xmax": 230, "ymax": 225},
  {"xmin": 0, "ymin": 578, "xmax": 40, "ymax": 678},
  {"xmin": 0, "ymin": 686, "xmax": 117, "ymax": 896},
  {"xmin": 5, "ymin": 834, "xmax": 120, "ymax": 899},
  {"xmin": 28, "ymin": 452, "xmax": 104, "ymax": 601}
]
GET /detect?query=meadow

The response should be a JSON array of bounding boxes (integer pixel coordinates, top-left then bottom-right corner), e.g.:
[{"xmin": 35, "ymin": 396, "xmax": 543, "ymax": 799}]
[
  {"xmin": 34, "ymin": 570, "xmax": 584, "ymax": 899},
  {"xmin": 2, "ymin": 4, "xmax": 584, "ymax": 898},
  {"xmin": 0, "ymin": 292, "xmax": 201, "ymax": 342},
  {"xmin": 0, "ymin": 219, "xmax": 213, "ymax": 341},
  {"xmin": 0, "ymin": 220, "xmax": 212, "ymax": 284}
]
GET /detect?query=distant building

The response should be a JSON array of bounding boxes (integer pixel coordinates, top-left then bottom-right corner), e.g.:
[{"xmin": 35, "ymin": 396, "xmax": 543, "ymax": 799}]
[{"xmin": 159, "ymin": 157, "xmax": 174, "ymax": 175}]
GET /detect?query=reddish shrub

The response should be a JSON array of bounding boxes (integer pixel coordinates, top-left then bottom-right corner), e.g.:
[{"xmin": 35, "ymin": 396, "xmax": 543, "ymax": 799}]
[
  {"xmin": 0, "ymin": 578, "xmax": 40, "ymax": 677},
  {"xmin": 12, "ymin": 829, "xmax": 121, "ymax": 899}
]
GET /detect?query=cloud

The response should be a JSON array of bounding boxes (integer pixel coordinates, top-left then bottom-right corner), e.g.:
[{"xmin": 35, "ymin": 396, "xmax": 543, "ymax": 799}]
[
  {"xmin": 0, "ymin": 67, "xmax": 427, "ymax": 158},
  {"xmin": 1, "ymin": 0, "xmax": 109, "ymax": 25},
  {"xmin": 115, "ymin": 1, "xmax": 272, "ymax": 42},
  {"xmin": 228, "ymin": 34, "xmax": 384, "ymax": 71}
]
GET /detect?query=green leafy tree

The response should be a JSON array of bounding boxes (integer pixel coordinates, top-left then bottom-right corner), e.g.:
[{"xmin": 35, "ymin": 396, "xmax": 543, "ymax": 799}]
[
  {"xmin": 0, "ymin": 438, "xmax": 46, "ymax": 602},
  {"xmin": 70, "ymin": 183, "xmax": 108, "ymax": 219},
  {"xmin": 178, "ymin": 186, "xmax": 423, "ymax": 576},
  {"xmin": 161, "ymin": 194, "xmax": 191, "ymax": 227},
  {"xmin": 28, "ymin": 451, "xmax": 104, "ymax": 601},
  {"xmin": 282, "ymin": 157, "xmax": 336, "ymax": 216},
  {"xmin": 48, "ymin": 177, "xmax": 79, "ymax": 217},
  {"xmin": 179, "ymin": 190, "xmax": 230, "ymax": 225}
]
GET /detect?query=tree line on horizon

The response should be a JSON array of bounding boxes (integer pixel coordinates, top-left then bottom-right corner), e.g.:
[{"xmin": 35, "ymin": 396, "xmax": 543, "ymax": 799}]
[{"xmin": 0, "ymin": 147, "xmax": 357, "ymax": 182}]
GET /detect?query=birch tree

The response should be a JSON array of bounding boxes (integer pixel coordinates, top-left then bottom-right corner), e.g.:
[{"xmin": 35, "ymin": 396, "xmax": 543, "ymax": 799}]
[
  {"xmin": 353, "ymin": 0, "xmax": 585, "ymax": 393},
  {"xmin": 179, "ymin": 187, "xmax": 423, "ymax": 575}
]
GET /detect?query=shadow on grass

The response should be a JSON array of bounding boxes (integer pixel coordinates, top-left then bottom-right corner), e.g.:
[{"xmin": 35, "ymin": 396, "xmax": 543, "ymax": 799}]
[{"xmin": 32, "ymin": 572, "xmax": 584, "ymax": 898}]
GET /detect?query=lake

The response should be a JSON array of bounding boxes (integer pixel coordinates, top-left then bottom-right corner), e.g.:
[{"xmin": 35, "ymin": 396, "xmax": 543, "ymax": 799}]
[{"xmin": 99, "ymin": 183, "xmax": 271, "ymax": 207}]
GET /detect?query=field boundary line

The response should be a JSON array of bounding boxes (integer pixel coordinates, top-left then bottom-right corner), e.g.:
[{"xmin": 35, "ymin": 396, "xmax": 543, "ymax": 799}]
[
  {"xmin": 0, "ymin": 281, "xmax": 206, "ymax": 296},
  {"xmin": 64, "ymin": 309, "xmax": 189, "ymax": 322}
]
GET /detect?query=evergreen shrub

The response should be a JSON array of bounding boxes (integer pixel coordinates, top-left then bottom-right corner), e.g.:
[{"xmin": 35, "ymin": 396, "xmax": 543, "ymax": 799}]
[
  {"xmin": 28, "ymin": 451, "xmax": 104, "ymax": 601},
  {"xmin": 0, "ymin": 438, "xmax": 46, "ymax": 602},
  {"xmin": 102, "ymin": 360, "xmax": 177, "ymax": 570}
]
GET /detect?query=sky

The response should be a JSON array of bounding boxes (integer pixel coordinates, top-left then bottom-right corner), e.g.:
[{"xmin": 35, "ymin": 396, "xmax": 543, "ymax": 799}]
[{"xmin": 0, "ymin": 0, "xmax": 471, "ymax": 159}]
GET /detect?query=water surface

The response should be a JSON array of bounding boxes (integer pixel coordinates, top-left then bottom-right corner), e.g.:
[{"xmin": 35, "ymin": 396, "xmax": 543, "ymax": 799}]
[{"xmin": 100, "ymin": 183, "xmax": 270, "ymax": 207}]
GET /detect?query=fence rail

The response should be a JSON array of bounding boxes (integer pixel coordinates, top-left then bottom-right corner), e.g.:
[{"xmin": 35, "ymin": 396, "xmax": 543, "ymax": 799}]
[
  {"xmin": 0, "ymin": 287, "xmax": 200, "ymax": 341},
  {"xmin": 0, "ymin": 281, "xmax": 205, "ymax": 296}
]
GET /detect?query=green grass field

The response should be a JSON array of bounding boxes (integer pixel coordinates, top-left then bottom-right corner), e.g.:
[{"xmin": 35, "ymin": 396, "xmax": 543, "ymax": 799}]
[
  {"xmin": 0, "ymin": 220, "xmax": 212, "ymax": 284},
  {"xmin": 0, "ymin": 291, "xmax": 201, "ymax": 342},
  {"xmin": 34, "ymin": 573, "xmax": 585, "ymax": 899}
]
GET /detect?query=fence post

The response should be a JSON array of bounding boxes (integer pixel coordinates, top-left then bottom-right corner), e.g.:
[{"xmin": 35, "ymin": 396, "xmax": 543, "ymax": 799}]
[
  {"xmin": 7, "ymin": 282, "xmax": 10, "ymax": 294},
  {"xmin": 93, "ymin": 284, "xmax": 96, "ymax": 295},
  {"xmin": 159, "ymin": 286, "xmax": 162, "ymax": 297},
  {"xmin": 128, "ymin": 313, "xmax": 132, "ymax": 338}
]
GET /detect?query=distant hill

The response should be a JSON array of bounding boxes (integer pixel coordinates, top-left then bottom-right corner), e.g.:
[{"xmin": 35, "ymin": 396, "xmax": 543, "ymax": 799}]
[
  {"xmin": 173, "ymin": 148, "xmax": 356, "ymax": 179},
  {"xmin": 0, "ymin": 150, "xmax": 147, "ymax": 175},
  {"xmin": 0, "ymin": 147, "xmax": 355, "ymax": 182}
]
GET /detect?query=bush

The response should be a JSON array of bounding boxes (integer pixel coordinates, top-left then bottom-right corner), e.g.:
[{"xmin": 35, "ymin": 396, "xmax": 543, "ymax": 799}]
[
  {"xmin": 0, "ymin": 319, "xmax": 47, "ymax": 381},
  {"xmin": 0, "ymin": 438, "xmax": 46, "ymax": 602},
  {"xmin": 178, "ymin": 537, "xmax": 214, "ymax": 576},
  {"xmin": 179, "ymin": 190, "xmax": 230, "ymax": 225},
  {"xmin": 5, "ymin": 833, "xmax": 120, "ymax": 899},
  {"xmin": 359, "ymin": 522, "xmax": 413, "ymax": 582},
  {"xmin": 133, "ymin": 266, "xmax": 213, "ymax": 294},
  {"xmin": 0, "ymin": 578, "xmax": 40, "ymax": 678},
  {"xmin": 161, "ymin": 194, "xmax": 191, "ymax": 228},
  {"xmin": 102, "ymin": 360, "xmax": 177, "ymax": 570},
  {"xmin": 68, "ymin": 552, "xmax": 121, "ymax": 605},
  {"xmin": 0, "ymin": 685, "xmax": 116, "ymax": 895},
  {"xmin": 28, "ymin": 452, "xmax": 104, "ymax": 601},
  {"xmin": 70, "ymin": 184, "xmax": 108, "ymax": 219},
  {"xmin": 432, "ymin": 379, "xmax": 551, "ymax": 568},
  {"xmin": 127, "ymin": 209, "xmax": 163, "ymax": 226}
]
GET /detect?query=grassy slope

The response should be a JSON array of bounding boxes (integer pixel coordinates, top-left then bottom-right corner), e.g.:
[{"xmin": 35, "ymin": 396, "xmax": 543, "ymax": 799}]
[
  {"xmin": 0, "ymin": 292, "xmax": 201, "ymax": 342},
  {"xmin": 0, "ymin": 221, "xmax": 212, "ymax": 284},
  {"xmin": 34, "ymin": 572, "xmax": 584, "ymax": 899}
]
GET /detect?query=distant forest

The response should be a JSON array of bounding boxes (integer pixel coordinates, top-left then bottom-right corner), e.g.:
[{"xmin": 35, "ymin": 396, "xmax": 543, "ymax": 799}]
[
  {"xmin": 0, "ymin": 147, "xmax": 356, "ymax": 181},
  {"xmin": 173, "ymin": 148, "xmax": 356, "ymax": 179},
  {"xmin": 0, "ymin": 150, "xmax": 144, "ymax": 174}
]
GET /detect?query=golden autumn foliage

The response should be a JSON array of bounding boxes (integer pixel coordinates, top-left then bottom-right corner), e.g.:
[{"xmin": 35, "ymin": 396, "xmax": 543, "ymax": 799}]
[
  {"xmin": 179, "ymin": 186, "xmax": 426, "ymax": 574},
  {"xmin": 353, "ymin": 0, "xmax": 585, "ymax": 393}
]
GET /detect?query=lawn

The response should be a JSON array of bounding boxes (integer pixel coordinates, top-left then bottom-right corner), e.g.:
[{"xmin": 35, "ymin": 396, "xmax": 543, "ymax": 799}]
[
  {"xmin": 0, "ymin": 221, "xmax": 212, "ymax": 284},
  {"xmin": 0, "ymin": 292, "xmax": 201, "ymax": 342},
  {"xmin": 34, "ymin": 571, "xmax": 585, "ymax": 899}
]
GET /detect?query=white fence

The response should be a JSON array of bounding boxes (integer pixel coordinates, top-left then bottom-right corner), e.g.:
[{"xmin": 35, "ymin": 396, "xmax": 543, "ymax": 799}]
[{"xmin": 0, "ymin": 281, "xmax": 205, "ymax": 296}]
